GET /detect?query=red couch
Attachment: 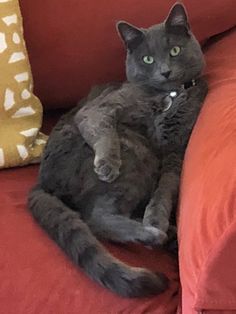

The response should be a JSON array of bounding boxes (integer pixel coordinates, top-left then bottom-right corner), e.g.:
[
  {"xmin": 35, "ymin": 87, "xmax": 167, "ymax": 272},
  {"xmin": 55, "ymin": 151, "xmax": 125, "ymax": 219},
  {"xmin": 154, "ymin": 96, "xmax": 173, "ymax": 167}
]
[{"xmin": 1, "ymin": 1, "xmax": 236, "ymax": 313}]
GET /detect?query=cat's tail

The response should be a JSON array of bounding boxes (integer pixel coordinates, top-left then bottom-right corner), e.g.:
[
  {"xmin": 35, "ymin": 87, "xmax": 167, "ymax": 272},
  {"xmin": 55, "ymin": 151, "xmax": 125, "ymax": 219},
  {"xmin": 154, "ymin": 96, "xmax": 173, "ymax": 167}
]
[{"xmin": 28, "ymin": 186, "xmax": 168, "ymax": 298}]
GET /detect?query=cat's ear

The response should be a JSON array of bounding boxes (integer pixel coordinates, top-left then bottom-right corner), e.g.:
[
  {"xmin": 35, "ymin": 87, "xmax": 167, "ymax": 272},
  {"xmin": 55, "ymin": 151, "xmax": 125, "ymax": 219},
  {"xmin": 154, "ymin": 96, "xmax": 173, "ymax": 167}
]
[
  {"xmin": 165, "ymin": 3, "xmax": 190, "ymax": 35},
  {"xmin": 117, "ymin": 21, "xmax": 145, "ymax": 51}
]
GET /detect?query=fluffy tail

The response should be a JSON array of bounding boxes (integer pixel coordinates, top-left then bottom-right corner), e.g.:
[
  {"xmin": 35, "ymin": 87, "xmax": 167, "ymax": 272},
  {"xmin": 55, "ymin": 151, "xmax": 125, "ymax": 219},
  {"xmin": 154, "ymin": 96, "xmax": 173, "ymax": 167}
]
[{"xmin": 28, "ymin": 187, "xmax": 168, "ymax": 298}]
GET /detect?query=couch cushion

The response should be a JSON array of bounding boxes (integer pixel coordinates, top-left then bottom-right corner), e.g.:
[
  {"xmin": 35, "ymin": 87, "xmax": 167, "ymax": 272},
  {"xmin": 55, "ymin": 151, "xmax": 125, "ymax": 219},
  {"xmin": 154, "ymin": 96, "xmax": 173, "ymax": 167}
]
[
  {"xmin": 19, "ymin": 0, "xmax": 236, "ymax": 109},
  {"xmin": 178, "ymin": 28, "xmax": 236, "ymax": 313},
  {"xmin": 0, "ymin": 166, "xmax": 179, "ymax": 314},
  {"xmin": 0, "ymin": 0, "xmax": 47, "ymax": 169}
]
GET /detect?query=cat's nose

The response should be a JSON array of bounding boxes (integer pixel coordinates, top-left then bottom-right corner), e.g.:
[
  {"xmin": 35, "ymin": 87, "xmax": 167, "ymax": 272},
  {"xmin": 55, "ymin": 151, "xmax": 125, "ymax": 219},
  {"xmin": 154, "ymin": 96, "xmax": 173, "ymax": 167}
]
[{"xmin": 161, "ymin": 70, "xmax": 171, "ymax": 78}]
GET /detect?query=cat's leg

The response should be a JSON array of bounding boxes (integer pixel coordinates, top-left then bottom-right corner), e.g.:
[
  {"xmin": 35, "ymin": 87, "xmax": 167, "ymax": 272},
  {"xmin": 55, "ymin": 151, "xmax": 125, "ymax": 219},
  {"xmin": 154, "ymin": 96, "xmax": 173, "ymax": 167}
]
[
  {"xmin": 87, "ymin": 208, "xmax": 167, "ymax": 246},
  {"xmin": 165, "ymin": 225, "xmax": 178, "ymax": 256},
  {"xmin": 143, "ymin": 152, "xmax": 181, "ymax": 233},
  {"xmin": 93, "ymin": 134, "xmax": 122, "ymax": 183},
  {"xmin": 75, "ymin": 106, "xmax": 122, "ymax": 183}
]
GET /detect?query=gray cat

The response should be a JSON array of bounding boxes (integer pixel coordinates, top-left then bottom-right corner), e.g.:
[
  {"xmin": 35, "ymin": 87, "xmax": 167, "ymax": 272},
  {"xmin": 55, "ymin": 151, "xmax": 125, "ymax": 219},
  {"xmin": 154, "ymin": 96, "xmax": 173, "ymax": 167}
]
[{"xmin": 28, "ymin": 3, "xmax": 208, "ymax": 298}]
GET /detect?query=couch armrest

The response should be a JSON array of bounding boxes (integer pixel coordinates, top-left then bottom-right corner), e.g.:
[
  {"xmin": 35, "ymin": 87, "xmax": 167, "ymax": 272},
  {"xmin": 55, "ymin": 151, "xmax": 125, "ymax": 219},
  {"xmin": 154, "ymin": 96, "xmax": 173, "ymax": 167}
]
[{"xmin": 178, "ymin": 29, "xmax": 236, "ymax": 314}]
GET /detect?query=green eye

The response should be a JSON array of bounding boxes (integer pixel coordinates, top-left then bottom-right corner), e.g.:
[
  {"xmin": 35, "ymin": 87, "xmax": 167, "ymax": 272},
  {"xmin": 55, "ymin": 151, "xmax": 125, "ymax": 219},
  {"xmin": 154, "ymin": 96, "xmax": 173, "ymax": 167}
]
[
  {"xmin": 143, "ymin": 56, "xmax": 154, "ymax": 64},
  {"xmin": 170, "ymin": 46, "xmax": 181, "ymax": 57}
]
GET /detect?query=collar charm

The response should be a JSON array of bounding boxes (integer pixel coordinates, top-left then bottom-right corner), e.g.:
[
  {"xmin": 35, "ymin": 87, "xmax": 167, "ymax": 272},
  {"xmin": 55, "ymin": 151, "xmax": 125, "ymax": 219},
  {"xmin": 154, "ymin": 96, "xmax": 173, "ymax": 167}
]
[
  {"xmin": 163, "ymin": 90, "xmax": 177, "ymax": 112},
  {"xmin": 163, "ymin": 79, "xmax": 196, "ymax": 112},
  {"xmin": 169, "ymin": 91, "xmax": 177, "ymax": 98}
]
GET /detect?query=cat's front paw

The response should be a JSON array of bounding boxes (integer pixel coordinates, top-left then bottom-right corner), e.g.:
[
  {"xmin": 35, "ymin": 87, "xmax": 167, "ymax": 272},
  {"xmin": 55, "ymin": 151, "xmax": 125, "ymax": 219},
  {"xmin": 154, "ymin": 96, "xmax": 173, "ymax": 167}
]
[{"xmin": 94, "ymin": 155, "xmax": 121, "ymax": 183}]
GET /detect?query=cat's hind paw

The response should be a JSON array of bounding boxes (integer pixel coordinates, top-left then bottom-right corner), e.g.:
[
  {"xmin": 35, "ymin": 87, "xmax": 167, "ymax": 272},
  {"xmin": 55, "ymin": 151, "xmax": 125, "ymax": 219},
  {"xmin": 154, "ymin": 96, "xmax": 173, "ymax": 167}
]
[{"xmin": 140, "ymin": 226, "xmax": 168, "ymax": 247}]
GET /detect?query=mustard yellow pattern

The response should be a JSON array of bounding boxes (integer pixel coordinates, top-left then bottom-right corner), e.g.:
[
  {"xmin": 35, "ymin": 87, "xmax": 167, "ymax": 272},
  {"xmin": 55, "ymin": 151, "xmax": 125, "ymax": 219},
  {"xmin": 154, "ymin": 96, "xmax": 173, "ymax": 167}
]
[{"xmin": 0, "ymin": 0, "xmax": 47, "ymax": 169}]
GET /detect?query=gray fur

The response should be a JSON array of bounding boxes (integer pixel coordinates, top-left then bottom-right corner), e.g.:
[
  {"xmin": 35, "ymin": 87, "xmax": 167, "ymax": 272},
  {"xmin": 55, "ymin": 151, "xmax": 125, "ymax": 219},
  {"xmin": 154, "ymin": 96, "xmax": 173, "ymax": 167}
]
[{"xmin": 28, "ymin": 3, "xmax": 208, "ymax": 298}]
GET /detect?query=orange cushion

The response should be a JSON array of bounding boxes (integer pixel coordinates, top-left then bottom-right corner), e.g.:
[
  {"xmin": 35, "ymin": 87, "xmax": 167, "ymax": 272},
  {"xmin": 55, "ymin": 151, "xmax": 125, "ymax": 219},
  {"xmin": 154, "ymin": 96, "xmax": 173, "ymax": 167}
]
[
  {"xmin": 179, "ymin": 29, "xmax": 236, "ymax": 313},
  {"xmin": 19, "ymin": 0, "xmax": 236, "ymax": 108}
]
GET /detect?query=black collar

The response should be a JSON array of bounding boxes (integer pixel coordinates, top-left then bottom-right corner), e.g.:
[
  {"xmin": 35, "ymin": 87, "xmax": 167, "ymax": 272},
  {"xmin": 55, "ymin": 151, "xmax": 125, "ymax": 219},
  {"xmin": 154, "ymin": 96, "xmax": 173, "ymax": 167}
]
[
  {"xmin": 169, "ymin": 79, "xmax": 197, "ymax": 99},
  {"xmin": 182, "ymin": 79, "xmax": 196, "ymax": 89}
]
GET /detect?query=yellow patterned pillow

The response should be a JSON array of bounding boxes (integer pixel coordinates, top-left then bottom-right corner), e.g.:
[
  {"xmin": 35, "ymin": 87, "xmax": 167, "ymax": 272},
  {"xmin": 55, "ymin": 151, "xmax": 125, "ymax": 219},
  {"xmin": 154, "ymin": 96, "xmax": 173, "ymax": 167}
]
[{"xmin": 0, "ymin": 0, "xmax": 47, "ymax": 169}]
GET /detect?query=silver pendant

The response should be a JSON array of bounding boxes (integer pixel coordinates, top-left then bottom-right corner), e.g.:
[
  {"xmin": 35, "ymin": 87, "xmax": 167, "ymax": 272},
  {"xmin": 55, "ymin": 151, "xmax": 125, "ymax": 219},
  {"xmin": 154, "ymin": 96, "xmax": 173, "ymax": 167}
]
[
  {"xmin": 163, "ymin": 90, "xmax": 177, "ymax": 112},
  {"xmin": 169, "ymin": 91, "xmax": 177, "ymax": 98}
]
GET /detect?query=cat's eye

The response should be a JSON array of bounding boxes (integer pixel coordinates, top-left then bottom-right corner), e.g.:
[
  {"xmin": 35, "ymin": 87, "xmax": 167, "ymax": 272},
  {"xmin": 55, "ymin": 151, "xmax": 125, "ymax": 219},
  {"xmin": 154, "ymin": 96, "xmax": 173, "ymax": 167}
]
[
  {"xmin": 143, "ymin": 56, "xmax": 154, "ymax": 64},
  {"xmin": 170, "ymin": 46, "xmax": 181, "ymax": 57}
]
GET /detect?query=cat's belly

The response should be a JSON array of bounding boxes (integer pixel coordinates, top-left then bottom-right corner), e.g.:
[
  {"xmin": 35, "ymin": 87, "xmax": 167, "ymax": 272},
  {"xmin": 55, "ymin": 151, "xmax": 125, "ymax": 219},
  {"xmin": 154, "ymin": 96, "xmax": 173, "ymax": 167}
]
[
  {"xmin": 77, "ymin": 128, "xmax": 160, "ymax": 218},
  {"xmin": 119, "ymin": 127, "xmax": 159, "ymax": 167},
  {"xmin": 79, "ymin": 127, "xmax": 160, "ymax": 188},
  {"xmin": 40, "ymin": 122, "xmax": 159, "ymax": 218},
  {"xmin": 114, "ymin": 127, "xmax": 160, "ymax": 192}
]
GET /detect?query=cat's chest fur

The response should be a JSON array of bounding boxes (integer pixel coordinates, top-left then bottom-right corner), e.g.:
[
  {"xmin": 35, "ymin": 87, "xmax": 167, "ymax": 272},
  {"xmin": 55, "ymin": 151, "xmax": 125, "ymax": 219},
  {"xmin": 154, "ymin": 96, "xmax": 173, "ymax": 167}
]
[
  {"xmin": 118, "ymin": 86, "xmax": 190, "ymax": 149},
  {"xmin": 116, "ymin": 84, "xmax": 173, "ymax": 130},
  {"xmin": 77, "ymin": 80, "xmax": 205, "ymax": 156},
  {"xmin": 151, "ymin": 84, "xmax": 205, "ymax": 153}
]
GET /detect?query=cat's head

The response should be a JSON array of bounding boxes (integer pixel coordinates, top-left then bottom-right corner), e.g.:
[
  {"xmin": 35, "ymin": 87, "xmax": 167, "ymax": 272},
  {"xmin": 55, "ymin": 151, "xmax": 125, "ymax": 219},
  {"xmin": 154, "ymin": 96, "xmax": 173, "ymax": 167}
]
[{"xmin": 117, "ymin": 3, "xmax": 205, "ymax": 91}]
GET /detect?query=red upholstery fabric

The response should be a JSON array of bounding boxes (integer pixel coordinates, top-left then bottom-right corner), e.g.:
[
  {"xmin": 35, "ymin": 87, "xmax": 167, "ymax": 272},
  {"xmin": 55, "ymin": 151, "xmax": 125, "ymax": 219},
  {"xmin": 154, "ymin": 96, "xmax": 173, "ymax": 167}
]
[
  {"xmin": 0, "ymin": 165, "xmax": 179, "ymax": 314},
  {"xmin": 19, "ymin": 0, "xmax": 236, "ymax": 109},
  {"xmin": 178, "ymin": 29, "xmax": 236, "ymax": 313}
]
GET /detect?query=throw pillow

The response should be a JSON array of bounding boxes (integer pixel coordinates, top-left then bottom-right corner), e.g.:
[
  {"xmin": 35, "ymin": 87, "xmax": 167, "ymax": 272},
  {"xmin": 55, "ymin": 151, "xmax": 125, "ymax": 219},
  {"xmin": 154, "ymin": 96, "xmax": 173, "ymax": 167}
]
[{"xmin": 0, "ymin": 0, "xmax": 47, "ymax": 169}]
